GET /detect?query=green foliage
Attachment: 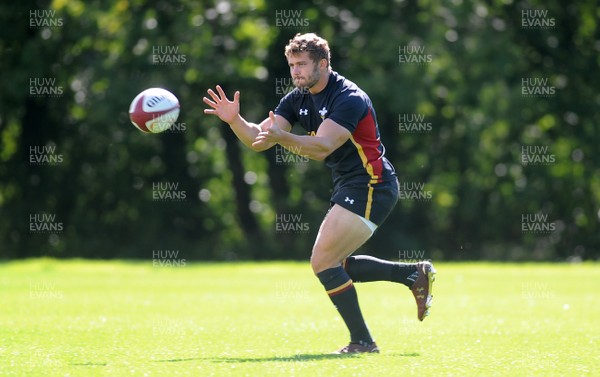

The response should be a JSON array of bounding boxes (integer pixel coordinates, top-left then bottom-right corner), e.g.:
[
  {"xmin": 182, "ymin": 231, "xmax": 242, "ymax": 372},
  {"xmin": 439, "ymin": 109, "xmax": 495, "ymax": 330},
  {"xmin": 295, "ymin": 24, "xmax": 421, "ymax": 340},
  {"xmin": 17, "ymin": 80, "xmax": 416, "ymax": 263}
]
[{"xmin": 0, "ymin": 0, "xmax": 598, "ymax": 260}]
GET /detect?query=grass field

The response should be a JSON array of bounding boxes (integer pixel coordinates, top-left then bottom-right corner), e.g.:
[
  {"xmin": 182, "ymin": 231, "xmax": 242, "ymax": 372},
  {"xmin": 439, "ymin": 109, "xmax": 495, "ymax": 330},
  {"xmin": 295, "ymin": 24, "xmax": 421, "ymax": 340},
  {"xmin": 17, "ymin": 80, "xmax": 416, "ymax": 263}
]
[{"xmin": 0, "ymin": 259, "xmax": 598, "ymax": 376}]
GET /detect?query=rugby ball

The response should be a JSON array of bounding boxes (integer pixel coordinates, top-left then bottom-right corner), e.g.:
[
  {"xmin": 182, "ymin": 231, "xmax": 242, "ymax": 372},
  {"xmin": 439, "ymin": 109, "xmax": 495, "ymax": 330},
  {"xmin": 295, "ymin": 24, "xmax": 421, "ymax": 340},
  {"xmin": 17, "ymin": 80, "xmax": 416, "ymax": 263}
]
[{"xmin": 129, "ymin": 88, "xmax": 180, "ymax": 133}]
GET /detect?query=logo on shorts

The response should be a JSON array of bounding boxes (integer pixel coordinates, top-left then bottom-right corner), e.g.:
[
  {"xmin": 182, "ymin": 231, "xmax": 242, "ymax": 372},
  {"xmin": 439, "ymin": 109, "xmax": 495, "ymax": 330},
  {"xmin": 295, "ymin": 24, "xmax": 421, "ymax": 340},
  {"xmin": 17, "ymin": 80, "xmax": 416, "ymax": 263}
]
[
  {"xmin": 299, "ymin": 108, "xmax": 308, "ymax": 116},
  {"xmin": 344, "ymin": 197, "xmax": 355, "ymax": 205}
]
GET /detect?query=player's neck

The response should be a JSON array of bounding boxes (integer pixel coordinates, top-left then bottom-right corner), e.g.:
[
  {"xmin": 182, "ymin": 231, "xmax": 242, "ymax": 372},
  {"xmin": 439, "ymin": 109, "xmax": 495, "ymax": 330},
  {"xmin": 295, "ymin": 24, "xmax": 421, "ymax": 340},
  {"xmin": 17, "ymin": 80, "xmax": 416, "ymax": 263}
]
[{"xmin": 309, "ymin": 69, "xmax": 331, "ymax": 95}]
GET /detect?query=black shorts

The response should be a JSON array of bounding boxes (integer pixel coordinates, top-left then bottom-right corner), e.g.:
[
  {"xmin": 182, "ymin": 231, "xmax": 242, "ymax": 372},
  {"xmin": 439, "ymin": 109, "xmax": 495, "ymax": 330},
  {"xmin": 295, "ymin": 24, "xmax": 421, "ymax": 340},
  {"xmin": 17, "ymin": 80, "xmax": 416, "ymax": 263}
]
[{"xmin": 330, "ymin": 178, "xmax": 399, "ymax": 226}]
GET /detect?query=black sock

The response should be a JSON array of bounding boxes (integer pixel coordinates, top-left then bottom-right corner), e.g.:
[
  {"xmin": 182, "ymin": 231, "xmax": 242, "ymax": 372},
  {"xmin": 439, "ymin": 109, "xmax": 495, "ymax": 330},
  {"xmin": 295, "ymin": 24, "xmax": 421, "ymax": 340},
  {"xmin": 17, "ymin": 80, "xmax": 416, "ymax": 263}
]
[
  {"xmin": 343, "ymin": 255, "xmax": 418, "ymax": 288},
  {"xmin": 316, "ymin": 266, "xmax": 373, "ymax": 344}
]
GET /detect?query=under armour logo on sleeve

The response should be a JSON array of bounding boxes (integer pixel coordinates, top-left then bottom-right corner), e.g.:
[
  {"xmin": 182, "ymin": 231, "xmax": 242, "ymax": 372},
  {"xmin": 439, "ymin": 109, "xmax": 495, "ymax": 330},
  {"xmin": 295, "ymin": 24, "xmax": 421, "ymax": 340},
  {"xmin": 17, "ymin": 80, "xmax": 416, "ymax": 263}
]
[{"xmin": 345, "ymin": 197, "xmax": 355, "ymax": 204}]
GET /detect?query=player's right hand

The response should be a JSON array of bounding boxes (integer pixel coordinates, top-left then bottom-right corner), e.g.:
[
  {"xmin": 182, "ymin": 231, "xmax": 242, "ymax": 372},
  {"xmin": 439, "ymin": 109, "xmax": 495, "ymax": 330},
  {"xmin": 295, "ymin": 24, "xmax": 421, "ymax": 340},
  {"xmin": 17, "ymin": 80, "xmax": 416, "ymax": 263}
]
[
  {"xmin": 253, "ymin": 111, "xmax": 283, "ymax": 149},
  {"xmin": 203, "ymin": 85, "xmax": 240, "ymax": 124}
]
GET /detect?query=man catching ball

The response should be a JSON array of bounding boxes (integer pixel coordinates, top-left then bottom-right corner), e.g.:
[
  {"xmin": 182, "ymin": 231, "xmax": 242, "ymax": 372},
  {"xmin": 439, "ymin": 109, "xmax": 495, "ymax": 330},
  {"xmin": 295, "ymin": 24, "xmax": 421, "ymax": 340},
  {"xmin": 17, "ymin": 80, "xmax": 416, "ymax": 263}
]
[{"xmin": 203, "ymin": 33, "xmax": 436, "ymax": 354}]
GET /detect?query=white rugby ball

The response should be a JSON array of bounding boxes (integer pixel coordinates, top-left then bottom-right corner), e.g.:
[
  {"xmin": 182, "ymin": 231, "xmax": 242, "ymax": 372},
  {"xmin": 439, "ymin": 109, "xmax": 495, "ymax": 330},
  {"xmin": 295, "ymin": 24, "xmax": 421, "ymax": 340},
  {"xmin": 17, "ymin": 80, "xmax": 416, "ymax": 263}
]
[{"xmin": 129, "ymin": 88, "xmax": 180, "ymax": 133}]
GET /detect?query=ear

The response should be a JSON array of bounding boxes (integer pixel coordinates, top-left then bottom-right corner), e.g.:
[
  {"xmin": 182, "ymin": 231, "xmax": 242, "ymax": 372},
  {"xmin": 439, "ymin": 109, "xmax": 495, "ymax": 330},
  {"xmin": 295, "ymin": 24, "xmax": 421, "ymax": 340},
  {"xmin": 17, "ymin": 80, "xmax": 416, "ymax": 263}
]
[{"xmin": 319, "ymin": 58, "xmax": 328, "ymax": 69}]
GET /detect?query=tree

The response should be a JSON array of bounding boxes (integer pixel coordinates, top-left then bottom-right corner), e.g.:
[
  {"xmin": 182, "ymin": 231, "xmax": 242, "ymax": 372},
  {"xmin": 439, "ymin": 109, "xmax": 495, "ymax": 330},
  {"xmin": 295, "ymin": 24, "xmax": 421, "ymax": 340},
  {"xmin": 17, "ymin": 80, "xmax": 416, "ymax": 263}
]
[{"xmin": 1, "ymin": 0, "xmax": 598, "ymax": 261}]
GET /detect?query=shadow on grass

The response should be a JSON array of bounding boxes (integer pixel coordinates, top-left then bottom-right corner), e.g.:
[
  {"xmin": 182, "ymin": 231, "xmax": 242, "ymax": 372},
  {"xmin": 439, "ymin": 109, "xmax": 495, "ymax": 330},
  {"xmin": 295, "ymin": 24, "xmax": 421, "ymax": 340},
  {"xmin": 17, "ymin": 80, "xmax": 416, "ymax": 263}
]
[{"xmin": 154, "ymin": 352, "xmax": 419, "ymax": 363}]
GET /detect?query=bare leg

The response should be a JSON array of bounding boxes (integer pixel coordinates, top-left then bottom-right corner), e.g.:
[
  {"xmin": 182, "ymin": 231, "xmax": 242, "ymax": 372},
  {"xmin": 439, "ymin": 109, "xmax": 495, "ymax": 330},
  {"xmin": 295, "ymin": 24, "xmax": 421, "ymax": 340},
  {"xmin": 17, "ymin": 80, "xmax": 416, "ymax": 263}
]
[
  {"xmin": 310, "ymin": 204, "xmax": 373, "ymax": 274},
  {"xmin": 311, "ymin": 204, "xmax": 377, "ymax": 348}
]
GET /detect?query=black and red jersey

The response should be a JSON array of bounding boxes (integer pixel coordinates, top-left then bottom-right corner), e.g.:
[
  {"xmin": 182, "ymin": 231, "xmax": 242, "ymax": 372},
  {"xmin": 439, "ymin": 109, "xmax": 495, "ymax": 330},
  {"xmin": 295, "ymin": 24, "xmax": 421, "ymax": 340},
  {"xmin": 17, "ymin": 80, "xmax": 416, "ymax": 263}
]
[{"xmin": 274, "ymin": 71, "xmax": 396, "ymax": 188}]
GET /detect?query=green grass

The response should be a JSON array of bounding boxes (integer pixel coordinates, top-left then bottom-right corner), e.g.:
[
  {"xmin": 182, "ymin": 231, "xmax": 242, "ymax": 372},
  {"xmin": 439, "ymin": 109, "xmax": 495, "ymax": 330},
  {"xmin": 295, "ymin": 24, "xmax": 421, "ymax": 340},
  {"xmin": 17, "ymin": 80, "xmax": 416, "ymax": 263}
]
[{"xmin": 0, "ymin": 259, "xmax": 598, "ymax": 376}]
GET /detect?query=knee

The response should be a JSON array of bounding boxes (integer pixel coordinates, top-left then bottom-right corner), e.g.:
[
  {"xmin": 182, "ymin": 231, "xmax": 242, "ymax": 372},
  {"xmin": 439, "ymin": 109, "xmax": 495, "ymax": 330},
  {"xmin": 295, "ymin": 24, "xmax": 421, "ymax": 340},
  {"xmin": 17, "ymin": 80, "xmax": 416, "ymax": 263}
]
[
  {"xmin": 310, "ymin": 248, "xmax": 344, "ymax": 275},
  {"xmin": 310, "ymin": 253, "xmax": 325, "ymax": 275},
  {"xmin": 310, "ymin": 247, "xmax": 332, "ymax": 275}
]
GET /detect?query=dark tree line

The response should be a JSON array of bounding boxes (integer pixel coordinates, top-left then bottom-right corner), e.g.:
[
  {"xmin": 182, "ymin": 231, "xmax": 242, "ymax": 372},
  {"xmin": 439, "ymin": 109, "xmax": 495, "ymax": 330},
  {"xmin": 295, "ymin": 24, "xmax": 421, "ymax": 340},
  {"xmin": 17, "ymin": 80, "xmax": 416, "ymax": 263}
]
[{"xmin": 0, "ymin": 0, "xmax": 598, "ymax": 261}]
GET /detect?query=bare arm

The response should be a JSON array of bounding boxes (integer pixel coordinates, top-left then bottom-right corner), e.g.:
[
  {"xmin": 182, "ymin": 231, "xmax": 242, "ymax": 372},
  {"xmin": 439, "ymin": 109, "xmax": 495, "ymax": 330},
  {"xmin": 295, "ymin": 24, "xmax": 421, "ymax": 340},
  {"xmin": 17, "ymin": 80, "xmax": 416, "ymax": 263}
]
[
  {"xmin": 253, "ymin": 112, "xmax": 351, "ymax": 161},
  {"xmin": 203, "ymin": 85, "xmax": 291, "ymax": 151}
]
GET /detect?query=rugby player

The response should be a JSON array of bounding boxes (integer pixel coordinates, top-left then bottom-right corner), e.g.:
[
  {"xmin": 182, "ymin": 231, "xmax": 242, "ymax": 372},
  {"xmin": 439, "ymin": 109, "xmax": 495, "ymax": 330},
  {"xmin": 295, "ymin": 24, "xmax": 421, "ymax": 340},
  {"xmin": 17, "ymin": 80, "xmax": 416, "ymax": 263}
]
[{"xmin": 203, "ymin": 33, "xmax": 436, "ymax": 354}]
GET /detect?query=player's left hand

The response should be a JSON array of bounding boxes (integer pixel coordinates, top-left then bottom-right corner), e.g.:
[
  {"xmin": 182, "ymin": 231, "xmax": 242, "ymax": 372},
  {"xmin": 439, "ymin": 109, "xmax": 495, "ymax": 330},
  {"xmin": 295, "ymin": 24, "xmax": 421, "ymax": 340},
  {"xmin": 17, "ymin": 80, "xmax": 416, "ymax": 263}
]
[{"xmin": 252, "ymin": 111, "xmax": 283, "ymax": 148}]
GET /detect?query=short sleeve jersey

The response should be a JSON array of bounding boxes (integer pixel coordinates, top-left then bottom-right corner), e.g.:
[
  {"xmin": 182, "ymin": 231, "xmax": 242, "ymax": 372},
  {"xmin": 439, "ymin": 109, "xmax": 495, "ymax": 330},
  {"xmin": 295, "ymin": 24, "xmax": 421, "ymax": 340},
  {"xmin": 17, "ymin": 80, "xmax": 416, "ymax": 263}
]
[{"xmin": 274, "ymin": 71, "xmax": 396, "ymax": 188}]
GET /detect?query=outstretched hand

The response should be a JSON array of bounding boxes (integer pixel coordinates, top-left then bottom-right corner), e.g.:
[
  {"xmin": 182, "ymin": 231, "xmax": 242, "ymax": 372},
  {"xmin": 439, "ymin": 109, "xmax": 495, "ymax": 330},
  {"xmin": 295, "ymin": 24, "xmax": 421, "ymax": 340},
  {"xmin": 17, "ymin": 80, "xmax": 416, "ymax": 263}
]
[
  {"xmin": 252, "ymin": 111, "xmax": 283, "ymax": 149},
  {"xmin": 203, "ymin": 85, "xmax": 240, "ymax": 124}
]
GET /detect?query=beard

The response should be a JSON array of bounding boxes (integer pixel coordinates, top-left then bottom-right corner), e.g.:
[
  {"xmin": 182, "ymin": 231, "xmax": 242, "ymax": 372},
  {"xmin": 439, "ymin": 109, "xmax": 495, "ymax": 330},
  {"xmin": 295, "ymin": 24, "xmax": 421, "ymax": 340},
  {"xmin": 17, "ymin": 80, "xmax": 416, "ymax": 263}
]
[{"xmin": 293, "ymin": 65, "xmax": 321, "ymax": 90}]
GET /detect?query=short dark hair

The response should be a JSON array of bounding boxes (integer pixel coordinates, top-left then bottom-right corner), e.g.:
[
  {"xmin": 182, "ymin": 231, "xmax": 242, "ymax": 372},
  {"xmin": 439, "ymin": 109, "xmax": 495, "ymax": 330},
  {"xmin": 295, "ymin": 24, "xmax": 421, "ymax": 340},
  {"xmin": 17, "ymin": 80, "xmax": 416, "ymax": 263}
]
[{"xmin": 284, "ymin": 33, "xmax": 331, "ymax": 67}]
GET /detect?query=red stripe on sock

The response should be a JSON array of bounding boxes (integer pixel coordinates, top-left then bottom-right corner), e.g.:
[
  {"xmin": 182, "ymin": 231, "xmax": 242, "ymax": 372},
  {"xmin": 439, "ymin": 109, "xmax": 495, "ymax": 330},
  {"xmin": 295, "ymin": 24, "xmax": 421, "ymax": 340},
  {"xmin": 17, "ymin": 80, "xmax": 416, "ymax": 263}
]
[{"xmin": 327, "ymin": 280, "xmax": 354, "ymax": 297}]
